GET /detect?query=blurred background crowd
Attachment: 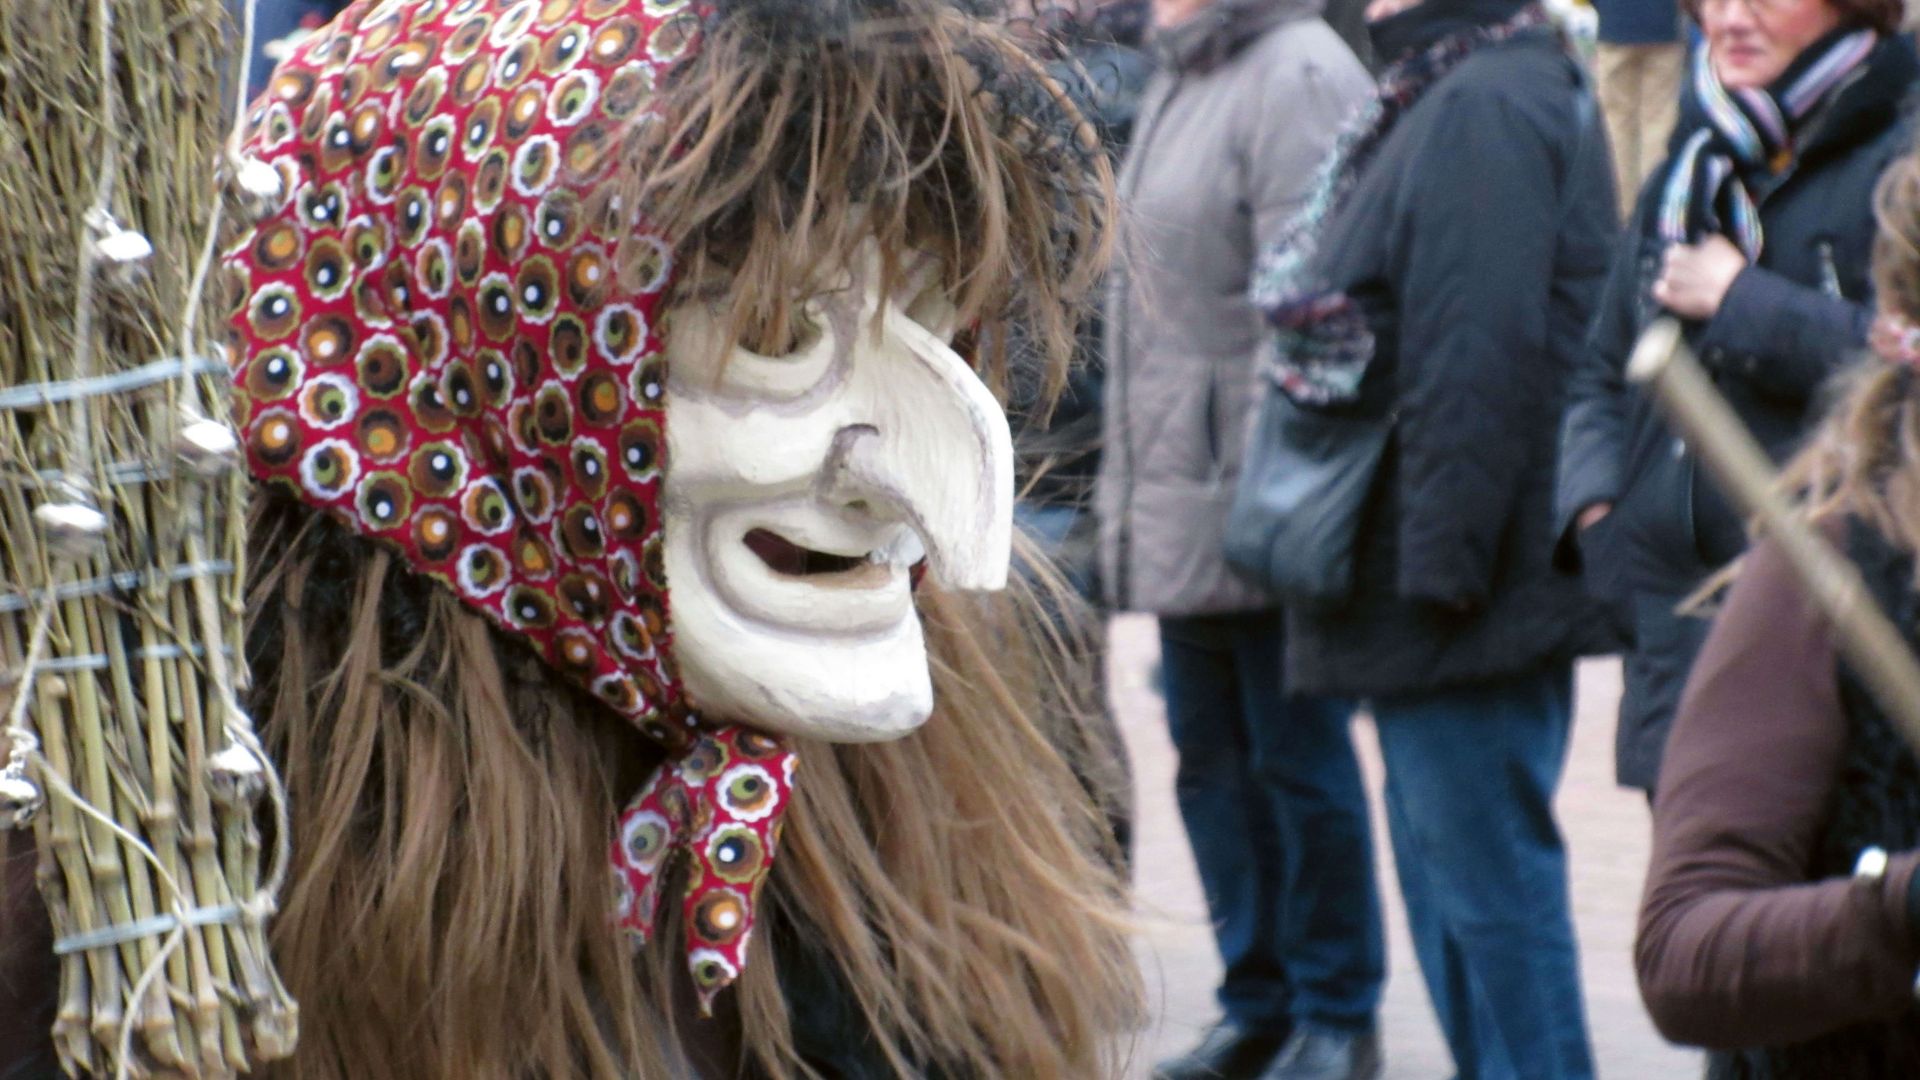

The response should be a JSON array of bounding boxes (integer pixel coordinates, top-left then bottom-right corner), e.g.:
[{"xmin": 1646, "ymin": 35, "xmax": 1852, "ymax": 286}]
[{"xmin": 1030, "ymin": 0, "xmax": 1920, "ymax": 1076}]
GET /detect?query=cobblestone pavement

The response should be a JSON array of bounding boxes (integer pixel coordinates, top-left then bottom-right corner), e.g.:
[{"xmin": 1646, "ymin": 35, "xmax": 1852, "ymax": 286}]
[{"xmin": 1111, "ymin": 614, "xmax": 1702, "ymax": 1079}]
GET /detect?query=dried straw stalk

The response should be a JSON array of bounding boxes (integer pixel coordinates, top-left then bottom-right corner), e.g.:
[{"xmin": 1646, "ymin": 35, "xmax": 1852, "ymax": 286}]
[{"xmin": 0, "ymin": 0, "xmax": 296, "ymax": 1076}]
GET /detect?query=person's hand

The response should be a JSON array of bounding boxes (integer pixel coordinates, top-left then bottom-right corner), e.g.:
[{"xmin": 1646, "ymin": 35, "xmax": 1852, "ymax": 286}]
[
  {"xmin": 1577, "ymin": 502, "xmax": 1613, "ymax": 532},
  {"xmin": 1653, "ymin": 235, "xmax": 1746, "ymax": 321}
]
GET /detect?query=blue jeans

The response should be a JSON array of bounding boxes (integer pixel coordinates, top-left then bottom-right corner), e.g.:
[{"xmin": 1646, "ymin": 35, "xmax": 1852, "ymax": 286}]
[
  {"xmin": 1372, "ymin": 665, "xmax": 1595, "ymax": 1080},
  {"xmin": 1158, "ymin": 611, "xmax": 1383, "ymax": 1033}
]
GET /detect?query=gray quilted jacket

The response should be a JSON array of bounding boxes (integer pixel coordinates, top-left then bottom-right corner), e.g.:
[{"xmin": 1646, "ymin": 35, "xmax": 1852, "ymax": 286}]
[{"xmin": 1094, "ymin": 0, "xmax": 1371, "ymax": 615}]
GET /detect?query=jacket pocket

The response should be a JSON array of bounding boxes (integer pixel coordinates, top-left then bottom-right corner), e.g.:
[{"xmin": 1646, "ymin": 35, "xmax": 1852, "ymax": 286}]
[
  {"xmin": 1613, "ymin": 426, "xmax": 1701, "ymax": 592},
  {"xmin": 1575, "ymin": 511, "xmax": 1634, "ymax": 646}
]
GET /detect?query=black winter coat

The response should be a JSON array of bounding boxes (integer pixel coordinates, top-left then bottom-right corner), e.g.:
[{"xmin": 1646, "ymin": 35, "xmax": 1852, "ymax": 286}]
[
  {"xmin": 1014, "ymin": 18, "xmax": 1152, "ymax": 511},
  {"xmin": 1283, "ymin": 0, "xmax": 1620, "ymax": 697},
  {"xmin": 1557, "ymin": 36, "xmax": 1917, "ymax": 790}
]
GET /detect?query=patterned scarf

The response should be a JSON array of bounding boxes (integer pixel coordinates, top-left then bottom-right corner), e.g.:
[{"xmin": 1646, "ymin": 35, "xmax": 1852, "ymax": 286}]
[
  {"xmin": 1249, "ymin": 3, "xmax": 1554, "ymax": 405},
  {"xmin": 1661, "ymin": 28, "xmax": 1878, "ymax": 259},
  {"xmin": 229, "ymin": 0, "xmax": 791, "ymax": 1012}
]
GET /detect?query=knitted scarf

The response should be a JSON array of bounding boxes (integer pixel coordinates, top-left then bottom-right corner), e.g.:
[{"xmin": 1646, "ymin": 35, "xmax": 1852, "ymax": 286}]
[
  {"xmin": 1249, "ymin": 3, "xmax": 1554, "ymax": 406},
  {"xmin": 1661, "ymin": 27, "xmax": 1878, "ymax": 259}
]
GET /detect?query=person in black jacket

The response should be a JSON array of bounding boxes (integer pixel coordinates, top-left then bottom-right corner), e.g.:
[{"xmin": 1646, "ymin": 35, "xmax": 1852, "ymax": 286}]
[
  {"xmin": 1557, "ymin": 0, "xmax": 1915, "ymax": 794},
  {"xmin": 1250, "ymin": 0, "xmax": 1617, "ymax": 1075},
  {"xmin": 1013, "ymin": 0, "xmax": 1152, "ymax": 600},
  {"xmin": 237, "ymin": 0, "xmax": 352, "ymax": 93}
]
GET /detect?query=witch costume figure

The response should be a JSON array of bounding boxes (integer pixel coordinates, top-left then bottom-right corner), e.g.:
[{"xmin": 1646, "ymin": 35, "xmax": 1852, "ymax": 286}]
[{"xmin": 1, "ymin": 0, "xmax": 1141, "ymax": 1076}]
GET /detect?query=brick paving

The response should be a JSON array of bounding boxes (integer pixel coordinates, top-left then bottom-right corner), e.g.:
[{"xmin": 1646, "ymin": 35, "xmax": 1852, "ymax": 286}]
[{"xmin": 1111, "ymin": 613, "xmax": 1702, "ymax": 1079}]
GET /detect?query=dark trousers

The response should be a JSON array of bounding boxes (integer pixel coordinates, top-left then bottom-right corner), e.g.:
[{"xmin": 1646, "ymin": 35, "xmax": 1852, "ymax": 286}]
[
  {"xmin": 1372, "ymin": 664, "xmax": 1595, "ymax": 1080},
  {"xmin": 1158, "ymin": 611, "xmax": 1383, "ymax": 1032}
]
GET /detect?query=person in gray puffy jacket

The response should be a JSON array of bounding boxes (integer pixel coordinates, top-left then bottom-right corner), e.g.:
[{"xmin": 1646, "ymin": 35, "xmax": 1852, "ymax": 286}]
[{"xmin": 1095, "ymin": 1, "xmax": 1383, "ymax": 1077}]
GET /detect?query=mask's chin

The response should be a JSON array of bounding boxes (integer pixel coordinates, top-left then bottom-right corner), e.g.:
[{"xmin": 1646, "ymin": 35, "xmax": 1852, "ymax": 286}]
[{"xmin": 661, "ymin": 507, "xmax": 937, "ymax": 743}]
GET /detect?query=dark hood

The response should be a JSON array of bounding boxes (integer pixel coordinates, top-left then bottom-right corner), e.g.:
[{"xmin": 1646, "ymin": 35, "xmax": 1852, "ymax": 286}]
[
  {"xmin": 1151, "ymin": 0, "xmax": 1326, "ymax": 72},
  {"xmin": 1367, "ymin": 0, "xmax": 1532, "ymax": 64}
]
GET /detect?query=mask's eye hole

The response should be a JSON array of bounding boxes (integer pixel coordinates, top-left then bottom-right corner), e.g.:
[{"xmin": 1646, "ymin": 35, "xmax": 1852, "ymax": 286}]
[
  {"xmin": 898, "ymin": 258, "xmax": 958, "ymax": 342},
  {"xmin": 905, "ymin": 282, "xmax": 959, "ymax": 343},
  {"xmin": 736, "ymin": 301, "xmax": 824, "ymax": 359}
]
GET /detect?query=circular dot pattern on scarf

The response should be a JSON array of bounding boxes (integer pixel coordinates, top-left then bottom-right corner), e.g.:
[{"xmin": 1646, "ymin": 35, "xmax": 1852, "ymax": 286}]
[
  {"xmin": 226, "ymin": 0, "xmax": 801, "ymax": 1008},
  {"xmin": 226, "ymin": 0, "xmax": 695, "ymax": 747}
]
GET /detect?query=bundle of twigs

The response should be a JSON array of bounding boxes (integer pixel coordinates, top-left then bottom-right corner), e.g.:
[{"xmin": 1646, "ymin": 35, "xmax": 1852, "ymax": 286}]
[{"xmin": 0, "ymin": 0, "xmax": 296, "ymax": 1076}]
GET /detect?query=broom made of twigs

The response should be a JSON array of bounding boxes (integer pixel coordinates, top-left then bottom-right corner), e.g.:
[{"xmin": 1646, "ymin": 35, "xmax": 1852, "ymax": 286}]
[{"xmin": 0, "ymin": 0, "xmax": 297, "ymax": 1076}]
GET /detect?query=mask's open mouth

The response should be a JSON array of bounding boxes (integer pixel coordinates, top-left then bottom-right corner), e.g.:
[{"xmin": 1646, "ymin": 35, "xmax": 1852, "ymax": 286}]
[{"xmin": 744, "ymin": 527, "xmax": 888, "ymax": 582}]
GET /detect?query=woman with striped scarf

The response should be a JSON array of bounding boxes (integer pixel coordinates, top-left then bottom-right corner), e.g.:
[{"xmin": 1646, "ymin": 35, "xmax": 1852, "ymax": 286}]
[{"xmin": 1556, "ymin": 0, "xmax": 1914, "ymax": 797}]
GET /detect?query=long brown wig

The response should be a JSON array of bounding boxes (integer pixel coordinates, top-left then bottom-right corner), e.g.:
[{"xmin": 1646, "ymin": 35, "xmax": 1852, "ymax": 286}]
[
  {"xmin": 247, "ymin": 498, "xmax": 1138, "ymax": 1080},
  {"xmin": 240, "ymin": 2, "xmax": 1138, "ymax": 1078}
]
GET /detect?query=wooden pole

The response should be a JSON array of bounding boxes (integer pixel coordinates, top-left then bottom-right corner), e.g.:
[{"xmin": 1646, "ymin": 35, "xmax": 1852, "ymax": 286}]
[{"xmin": 1626, "ymin": 317, "xmax": 1920, "ymax": 756}]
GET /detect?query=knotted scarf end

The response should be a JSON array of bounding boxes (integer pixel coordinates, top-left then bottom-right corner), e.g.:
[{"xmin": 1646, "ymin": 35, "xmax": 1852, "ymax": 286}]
[{"xmin": 611, "ymin": 726, "xmax": 797, "ymax": 1014}]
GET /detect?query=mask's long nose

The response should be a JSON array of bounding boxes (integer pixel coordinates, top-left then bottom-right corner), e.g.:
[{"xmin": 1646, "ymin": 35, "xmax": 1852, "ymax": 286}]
[{"xmin": 816, "ymin": 303, "xmax": 1012, "ymax": 591}]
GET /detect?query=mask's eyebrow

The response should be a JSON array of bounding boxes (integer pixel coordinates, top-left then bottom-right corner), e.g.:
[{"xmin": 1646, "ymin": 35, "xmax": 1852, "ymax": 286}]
[{"xmin": 892, "ymin": 249, "xmax": 945, "ymax": 299}]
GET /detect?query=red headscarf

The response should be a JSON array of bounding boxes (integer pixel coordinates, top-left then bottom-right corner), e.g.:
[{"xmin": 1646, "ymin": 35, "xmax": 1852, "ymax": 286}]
[{"xmin": 227, "ymin": 0, "xmax": 792, "ymax": 1010}]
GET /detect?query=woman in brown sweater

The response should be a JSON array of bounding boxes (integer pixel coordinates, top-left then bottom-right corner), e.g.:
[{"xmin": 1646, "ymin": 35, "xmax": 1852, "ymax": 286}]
[{"xmin": 1636, "ymin": 143, "xmax": 1920, "ymax": 1076}]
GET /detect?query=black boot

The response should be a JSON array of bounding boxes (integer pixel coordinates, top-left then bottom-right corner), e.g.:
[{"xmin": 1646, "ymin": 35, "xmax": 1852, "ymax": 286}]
[
  {"xmin": 1152, "ymin": 1023, "xmax": 1292, "ymax": 1080},
  {"xmin": 1260, "ymin": 1023, "xmax": 1381, "ymax": 1080}
]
